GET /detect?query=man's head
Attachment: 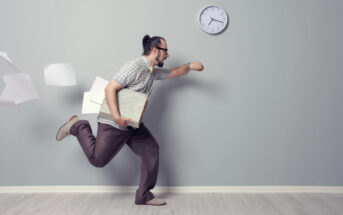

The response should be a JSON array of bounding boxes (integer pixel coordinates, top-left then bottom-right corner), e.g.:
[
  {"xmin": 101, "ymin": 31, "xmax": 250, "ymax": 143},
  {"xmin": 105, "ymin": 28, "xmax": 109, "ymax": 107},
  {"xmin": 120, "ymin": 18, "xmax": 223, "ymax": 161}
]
[{"xmin": 142, "ymin": 34, "xmax": 169, "ymax": 67}]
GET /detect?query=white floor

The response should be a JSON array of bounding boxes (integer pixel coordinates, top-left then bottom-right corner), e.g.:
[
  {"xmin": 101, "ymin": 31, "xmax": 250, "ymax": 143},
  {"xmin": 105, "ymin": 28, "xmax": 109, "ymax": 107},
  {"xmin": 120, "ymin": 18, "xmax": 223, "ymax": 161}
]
[{"xmin": 0, "ymin": 193, "xmax": 342, "ymax": 215}]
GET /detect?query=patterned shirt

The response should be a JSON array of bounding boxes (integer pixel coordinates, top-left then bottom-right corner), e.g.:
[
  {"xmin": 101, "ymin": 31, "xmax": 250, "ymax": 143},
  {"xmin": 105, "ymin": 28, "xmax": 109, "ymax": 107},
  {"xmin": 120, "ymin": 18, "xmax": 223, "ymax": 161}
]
[{"xmin": 97, "ymin": 56, "xmax": 170, "ymax": 130}]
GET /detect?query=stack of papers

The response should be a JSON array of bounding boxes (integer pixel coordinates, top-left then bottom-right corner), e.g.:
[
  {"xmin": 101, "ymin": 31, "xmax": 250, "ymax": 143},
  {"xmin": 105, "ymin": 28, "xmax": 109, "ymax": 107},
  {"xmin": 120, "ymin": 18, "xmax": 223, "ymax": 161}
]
[{"xmin": 99, "ymin": 89, "xmax": 148, "ymax": 128}]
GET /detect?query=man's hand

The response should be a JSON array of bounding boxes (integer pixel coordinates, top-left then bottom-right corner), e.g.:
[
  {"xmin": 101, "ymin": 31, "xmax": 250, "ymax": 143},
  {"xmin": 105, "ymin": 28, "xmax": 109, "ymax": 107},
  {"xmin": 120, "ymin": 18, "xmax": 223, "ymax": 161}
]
[
  {"xmin": 189, "ymin": 61, "xmax": 204, "ymax": 71},
  {"xmin": 114, "ymin": 116, "xmax": 133, "ymax": 127}
]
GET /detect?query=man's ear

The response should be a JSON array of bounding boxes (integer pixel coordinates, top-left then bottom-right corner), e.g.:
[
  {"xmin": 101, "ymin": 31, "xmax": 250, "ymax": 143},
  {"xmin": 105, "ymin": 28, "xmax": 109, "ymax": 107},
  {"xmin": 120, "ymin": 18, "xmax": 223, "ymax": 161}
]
[{"xmin": 151, "ymin": 47, "xmax": 158, "ymax": 56}]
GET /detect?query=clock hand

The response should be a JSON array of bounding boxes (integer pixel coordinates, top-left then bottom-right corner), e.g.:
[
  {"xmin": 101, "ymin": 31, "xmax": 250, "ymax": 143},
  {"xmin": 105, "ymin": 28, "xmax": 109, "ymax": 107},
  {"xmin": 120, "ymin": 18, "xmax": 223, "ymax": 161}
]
[
  {"xmin": 208, "ymin": 17, "xmax": 214, "ymax": 25},
  {"xmin": 213, "ymin": 18, "xmax": 224, "ymax": 23}
]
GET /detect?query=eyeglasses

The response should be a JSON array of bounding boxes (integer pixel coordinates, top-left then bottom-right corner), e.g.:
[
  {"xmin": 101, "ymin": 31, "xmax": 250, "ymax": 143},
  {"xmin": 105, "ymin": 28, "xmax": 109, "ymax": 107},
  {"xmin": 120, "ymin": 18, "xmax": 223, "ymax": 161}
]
[{"xmin": 156, "ymin": 47, "xmax": 168, "ymax": 53}]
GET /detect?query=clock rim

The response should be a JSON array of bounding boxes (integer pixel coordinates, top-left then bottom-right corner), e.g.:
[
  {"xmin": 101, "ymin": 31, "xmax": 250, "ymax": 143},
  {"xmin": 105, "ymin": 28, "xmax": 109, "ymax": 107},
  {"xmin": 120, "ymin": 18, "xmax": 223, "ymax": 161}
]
[{"xmin": 198, "ymin": 5, "xmax": 229, "ymax": 35}]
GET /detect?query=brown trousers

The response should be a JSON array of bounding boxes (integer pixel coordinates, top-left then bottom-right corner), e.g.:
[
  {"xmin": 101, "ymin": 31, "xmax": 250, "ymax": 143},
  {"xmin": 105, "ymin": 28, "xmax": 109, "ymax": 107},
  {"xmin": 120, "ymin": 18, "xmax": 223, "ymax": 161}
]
[{"xmin": 70, "ymin": 120, "xmax": 159, "ymax": 204}]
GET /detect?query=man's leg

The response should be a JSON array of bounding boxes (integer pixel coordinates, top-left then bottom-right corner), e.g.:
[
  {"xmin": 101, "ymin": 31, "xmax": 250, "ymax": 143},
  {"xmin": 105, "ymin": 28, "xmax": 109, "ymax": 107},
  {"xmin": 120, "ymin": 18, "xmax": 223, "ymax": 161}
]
[
  {"xmin": 125, "ymin": 124, "xmax": 163, "ymax": 205},
  {"xmin": 70, "ymin": 120, "xmax": 128, "ymax": 167}
]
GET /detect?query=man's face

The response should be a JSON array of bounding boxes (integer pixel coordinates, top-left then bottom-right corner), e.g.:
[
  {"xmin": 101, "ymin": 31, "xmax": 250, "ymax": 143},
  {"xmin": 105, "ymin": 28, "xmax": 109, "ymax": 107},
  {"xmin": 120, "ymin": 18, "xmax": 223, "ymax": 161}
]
[{"xmin": 155, "ymin": 39, "xmax": 169, "ymax": 67}]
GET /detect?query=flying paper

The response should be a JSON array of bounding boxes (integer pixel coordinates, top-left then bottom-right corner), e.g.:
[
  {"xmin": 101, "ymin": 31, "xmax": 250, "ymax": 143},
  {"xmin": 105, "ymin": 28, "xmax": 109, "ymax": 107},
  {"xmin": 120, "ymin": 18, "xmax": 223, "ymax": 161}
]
[
  {"xmin": 44, "ymin": 63, "xmax": 77, "ymax": 86},
  {"xmin": 0, "ymin": 51, "xmax": 39, "ymax": 108},
  {"xmin": 89, "ymin": 76, "xmax": 109, "ymax": 104},
  {"xmin": 82, "ymin": 92, "xmax": 101, "ymax": 114},
  {"xmin": 0, "ymin": 73, "xmax": 40, "ymax": 108},
  {"xmin": 81, "ymin": 76, "xmax": 109, "ymax": 114},
  {"xmin": 0, "ymin": 51, "xmax": 12, "ymax": 63},
  {"xmin": 0, "ymin": 51, "xmax": 20, "ymax": 72}
]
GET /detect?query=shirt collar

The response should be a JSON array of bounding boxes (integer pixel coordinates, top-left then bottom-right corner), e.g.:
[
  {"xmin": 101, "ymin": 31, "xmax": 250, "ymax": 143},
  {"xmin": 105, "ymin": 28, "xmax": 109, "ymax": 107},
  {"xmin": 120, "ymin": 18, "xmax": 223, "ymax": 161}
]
[
  {"xmin": 142, "ymin": 56, "xmax": 152, "ymax": 68},
  {"xmin": 142, "ymin": 56, "xmax": 154, "ymax": 74}
]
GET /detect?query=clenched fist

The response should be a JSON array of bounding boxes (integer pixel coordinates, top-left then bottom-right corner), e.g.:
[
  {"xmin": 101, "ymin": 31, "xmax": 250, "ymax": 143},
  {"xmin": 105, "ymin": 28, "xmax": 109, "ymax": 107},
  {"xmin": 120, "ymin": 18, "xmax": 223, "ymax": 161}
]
[{"xmin": 190, "ymin": 61, "xmax": 204, "ymax": 71}]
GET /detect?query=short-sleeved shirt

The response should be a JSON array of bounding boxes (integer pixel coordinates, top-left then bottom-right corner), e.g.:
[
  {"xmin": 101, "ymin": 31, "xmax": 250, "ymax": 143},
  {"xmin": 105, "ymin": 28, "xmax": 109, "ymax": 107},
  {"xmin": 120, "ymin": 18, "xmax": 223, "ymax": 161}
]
[{"xmin": 97, "ymin": 56, "xmax": 170, "ymax": 130}]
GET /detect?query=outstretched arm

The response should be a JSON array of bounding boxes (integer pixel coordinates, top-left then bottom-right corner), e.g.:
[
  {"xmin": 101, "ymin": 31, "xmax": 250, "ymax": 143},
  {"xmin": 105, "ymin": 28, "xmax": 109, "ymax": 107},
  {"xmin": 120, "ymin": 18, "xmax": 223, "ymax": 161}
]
[{"xmin": 168, "ymin": 61, "xmax": 204, "ymax": 79}]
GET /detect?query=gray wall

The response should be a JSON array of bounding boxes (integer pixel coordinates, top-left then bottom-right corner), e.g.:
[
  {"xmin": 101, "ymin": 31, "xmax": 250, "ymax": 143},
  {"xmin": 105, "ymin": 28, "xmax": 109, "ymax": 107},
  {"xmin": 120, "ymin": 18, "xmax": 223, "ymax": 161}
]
[{"xmin": 1, "ymin": 0, "xmax": 342, "ymax": 186}]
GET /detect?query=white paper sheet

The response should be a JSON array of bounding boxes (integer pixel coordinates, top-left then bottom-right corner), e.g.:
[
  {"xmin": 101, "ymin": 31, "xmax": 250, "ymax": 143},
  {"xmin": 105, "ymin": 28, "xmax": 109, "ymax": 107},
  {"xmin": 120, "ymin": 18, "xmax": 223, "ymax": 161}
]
[
  {"xmin": 0, "ymin": 73, "xmax": 40, "ymax": 108},
  {"xmin": 0, "ymin": 52, "xmax": 39, "ymax": 108},
  {"xmin": 81, "ymin": 76, "xmax": 109, "ymax": 114},
  {"xmin": 44, "ymin": 63, "xmax": 77, "ymax": 86},
  {"xmin": 0, "ymin": 51, "xmax": 13, "ymax": 63},
  {"xmin": 82, "ymin": 91, "xmax": 101, "ymax": 114},
  {"xmin": 88, "ymin": 76, "xmax": 109, "ymax": 104},
  {"xmin": 0, "ymin": 51, "xmax": 20, "ymax": 73}
]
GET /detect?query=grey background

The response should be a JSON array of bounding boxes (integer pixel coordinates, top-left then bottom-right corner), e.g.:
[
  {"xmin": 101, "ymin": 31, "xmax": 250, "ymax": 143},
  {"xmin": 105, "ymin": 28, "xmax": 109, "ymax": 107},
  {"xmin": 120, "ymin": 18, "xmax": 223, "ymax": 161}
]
[{"xmin": 0, "ymin": 0, "xmax": 342, "ymax": 186}]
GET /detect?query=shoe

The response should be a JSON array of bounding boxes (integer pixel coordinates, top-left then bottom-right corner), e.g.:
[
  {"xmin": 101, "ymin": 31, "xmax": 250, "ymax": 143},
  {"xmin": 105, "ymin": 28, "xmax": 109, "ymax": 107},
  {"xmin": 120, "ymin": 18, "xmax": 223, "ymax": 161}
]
[
  {"xmin": 56, "ymin": 115, "xmax": 79, "ymax": 141},
  {"xmin": 144, "ymin": 198, "xmax": 167, "ymax": 206}
]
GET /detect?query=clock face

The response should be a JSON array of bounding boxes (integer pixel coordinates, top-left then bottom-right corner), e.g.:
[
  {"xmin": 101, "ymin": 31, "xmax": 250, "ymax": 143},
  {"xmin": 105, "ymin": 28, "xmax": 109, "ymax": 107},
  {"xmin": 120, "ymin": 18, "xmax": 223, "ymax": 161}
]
[{"xmin": 199, "ymin": 6, "xmax": 228, "ymax": 35}]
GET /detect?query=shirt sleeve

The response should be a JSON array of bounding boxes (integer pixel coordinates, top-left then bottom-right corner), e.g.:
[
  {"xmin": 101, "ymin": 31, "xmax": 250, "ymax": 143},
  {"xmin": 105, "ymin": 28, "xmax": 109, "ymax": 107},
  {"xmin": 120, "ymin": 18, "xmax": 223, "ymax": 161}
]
[
  {"xmin": 112, "ymin": 61, "xmax": 138, "ymax": 88},
  {"xmin": 154, "ymin": 67, "xmax": 170, "ymax": 81}
]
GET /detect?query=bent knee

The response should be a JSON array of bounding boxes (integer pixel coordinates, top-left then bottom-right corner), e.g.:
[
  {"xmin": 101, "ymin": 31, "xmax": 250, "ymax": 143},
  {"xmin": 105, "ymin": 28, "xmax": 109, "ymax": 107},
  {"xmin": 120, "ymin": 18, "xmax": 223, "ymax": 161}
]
[{"xmin": 90, "ymin": 159, "xmax": 109, "ymax": 168}]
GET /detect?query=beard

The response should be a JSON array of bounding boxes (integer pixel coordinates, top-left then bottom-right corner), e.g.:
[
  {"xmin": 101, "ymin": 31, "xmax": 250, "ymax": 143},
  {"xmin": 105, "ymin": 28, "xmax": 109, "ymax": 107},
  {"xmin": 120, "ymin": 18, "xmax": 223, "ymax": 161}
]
[{"xmin": 155, "ymin": 51, "xmax": 164, "ymax": 67}]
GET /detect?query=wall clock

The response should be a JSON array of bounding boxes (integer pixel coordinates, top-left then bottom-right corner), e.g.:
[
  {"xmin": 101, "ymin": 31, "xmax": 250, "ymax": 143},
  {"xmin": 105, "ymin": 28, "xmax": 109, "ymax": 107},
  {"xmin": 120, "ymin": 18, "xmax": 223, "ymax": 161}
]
[{"xmin": 198, "ymin": 5, "xmax": 228, "ymax": 35}]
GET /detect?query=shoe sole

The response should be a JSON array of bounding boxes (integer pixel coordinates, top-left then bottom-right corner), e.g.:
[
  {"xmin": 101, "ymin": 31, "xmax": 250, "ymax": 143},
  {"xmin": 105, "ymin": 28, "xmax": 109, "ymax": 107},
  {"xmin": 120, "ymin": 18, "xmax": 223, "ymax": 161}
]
[
  {"xmin": 56, "ymin": 115, "xmax": 77, "ymax": 141},
  {"xmin": 136, "ymin": 200, "xmax": 167, "ymax": 206},
  {"xmin": 136, "ymin": 203, "xmax": 167, "ymax": 206},
  {"xmin": 144, "ymin": 203, "xmax": 167, "ymax": 206}
]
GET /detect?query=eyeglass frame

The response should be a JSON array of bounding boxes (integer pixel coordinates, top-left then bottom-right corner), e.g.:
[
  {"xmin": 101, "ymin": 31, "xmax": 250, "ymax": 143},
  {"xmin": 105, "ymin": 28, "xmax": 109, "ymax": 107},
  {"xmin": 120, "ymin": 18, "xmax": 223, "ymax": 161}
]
[{"xmin": 156, "ymin": 46, "xmax": 168, "ymax": 53}]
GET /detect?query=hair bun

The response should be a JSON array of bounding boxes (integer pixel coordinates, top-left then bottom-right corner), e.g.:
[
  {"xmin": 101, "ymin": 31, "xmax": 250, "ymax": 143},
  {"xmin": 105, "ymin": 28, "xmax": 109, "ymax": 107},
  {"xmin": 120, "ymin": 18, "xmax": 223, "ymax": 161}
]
[{"xmin": 142, "ymin": 34, "xmax": 151, "ymax": 46}]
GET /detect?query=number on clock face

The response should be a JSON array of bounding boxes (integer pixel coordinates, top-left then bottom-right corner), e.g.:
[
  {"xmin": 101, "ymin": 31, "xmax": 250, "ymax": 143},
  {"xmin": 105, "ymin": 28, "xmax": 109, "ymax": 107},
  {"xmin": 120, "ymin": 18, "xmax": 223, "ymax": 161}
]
[{"xmin": 199, "ymin": 6, "xmax": 228, "ymax": 35}]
